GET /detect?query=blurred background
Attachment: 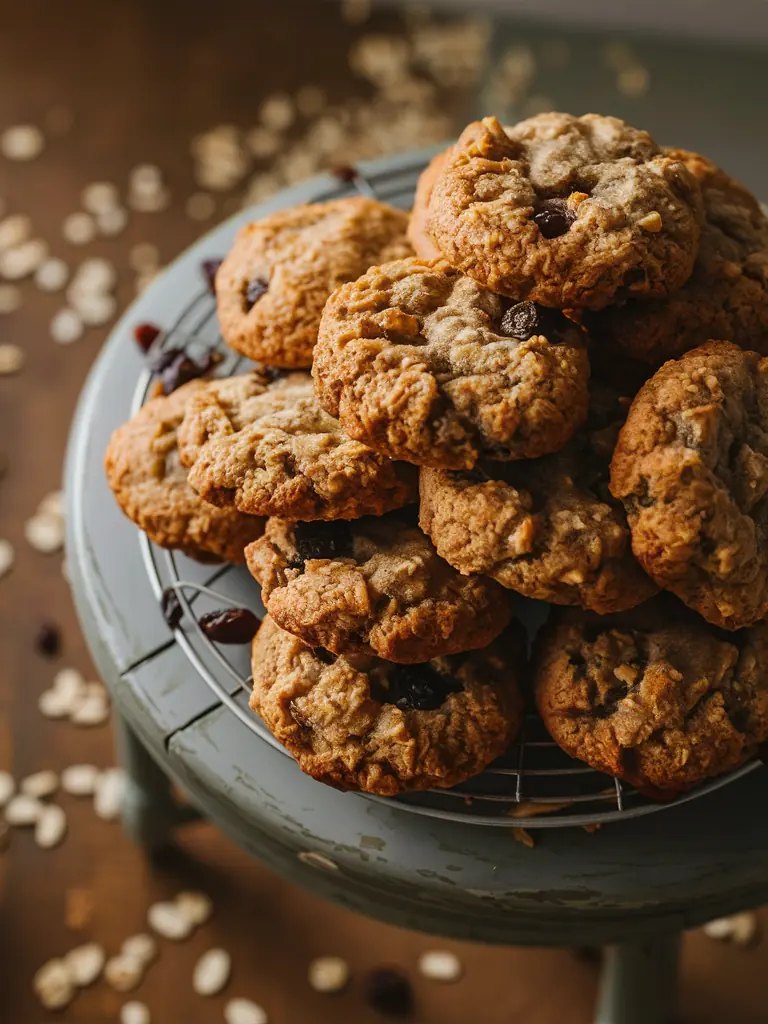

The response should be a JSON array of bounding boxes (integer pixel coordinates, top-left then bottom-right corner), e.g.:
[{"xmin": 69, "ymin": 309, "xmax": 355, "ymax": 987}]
[{"xmin": 2, "ymin": 1, "xmax": 768, "ymax": 1021}]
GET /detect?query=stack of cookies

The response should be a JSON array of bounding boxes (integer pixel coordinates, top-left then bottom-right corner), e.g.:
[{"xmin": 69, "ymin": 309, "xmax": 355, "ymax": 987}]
[{"xmin": 106, "ymin": 112, "xmax": 768, "ymax": 803}]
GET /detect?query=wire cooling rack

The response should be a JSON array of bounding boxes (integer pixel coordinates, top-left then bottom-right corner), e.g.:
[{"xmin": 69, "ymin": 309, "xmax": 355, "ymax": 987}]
[{"xmin": 133, "ymin": 151, "xmax": 761, "ymax": 828}]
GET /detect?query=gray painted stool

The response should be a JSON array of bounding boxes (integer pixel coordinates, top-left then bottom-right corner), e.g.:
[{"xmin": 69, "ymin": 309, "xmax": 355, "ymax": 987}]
[{"xmin": 65, "ymin": 152, "xmax": 768, "ymax": 1024}]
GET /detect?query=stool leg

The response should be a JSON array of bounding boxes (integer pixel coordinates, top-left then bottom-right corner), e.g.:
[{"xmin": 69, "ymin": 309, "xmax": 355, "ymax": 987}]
[
  {"xmin": 593, "ymin": 933, "xmax": 680, "ymax": 1024},
  {"xmin": 114, "ymin": 709, "xmax": 202, "ymax": 849}
]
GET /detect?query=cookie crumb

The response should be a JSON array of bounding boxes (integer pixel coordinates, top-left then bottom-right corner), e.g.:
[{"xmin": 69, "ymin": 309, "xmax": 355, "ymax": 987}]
[
  {"xmin": 512, "ymin": 826, "xmax": 535, "ymax": 848},
  {"xmin": 638, "ymin": 211, "xmax": 662, "ymax": 232}
]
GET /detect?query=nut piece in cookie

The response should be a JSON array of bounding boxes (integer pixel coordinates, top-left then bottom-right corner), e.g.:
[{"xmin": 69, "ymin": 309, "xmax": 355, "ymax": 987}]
[
  {"xmin": 314, "ymin": 257, "xmax": 589, "ymax": 469},
  {"xmin": 250, "ymin": 615, "xmax": 526, "ymax": 795},
  {"xmin": 408, "ymin": 147, "xmax": 451, "ymax": 260},
  {"xmin": 533, "ymin": 600, "xmax": 768, "ymax": 797},
  {"xmin": 611, "ymin": 341, "xmax": 768, "ymax": 630},
  {"xmin": 420, "ymin": 380, "xmax": 657, "ymax": 613},
  {"xmin": 216, "ymin": 197, "xmax": 412, "ymax": 368},
  {"xmin": 427, "ymin": 114, "xmax": 703, "ymax": 310},
  {"xmin": 104, "ymin": 381, "xmax": 264, "ymax": 563},
  {"xmin": 245, "ymin": 512, "xmax": 512, "ymax": 663},
  {"xmin": 586, "ymin": 149, "xmax": 768, "ymax": 365},
  {"xmin": 177, "ymin": 371, "xmax": 416, "ymax": 521}
]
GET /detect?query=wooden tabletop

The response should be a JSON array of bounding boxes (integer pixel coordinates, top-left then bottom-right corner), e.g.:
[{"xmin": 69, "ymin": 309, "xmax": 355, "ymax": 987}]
[{"xmin": 2, "ymin": 2, "xmax": 768, "ymax": 1021}]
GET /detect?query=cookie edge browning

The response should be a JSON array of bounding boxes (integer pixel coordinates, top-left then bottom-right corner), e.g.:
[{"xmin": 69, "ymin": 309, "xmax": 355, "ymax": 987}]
[
  {"xmin": 533, "ymin": 606, "xmax": 768, "ymax": 797},
  {"xmin": 245, "ymin": 516, "xmax": 514, "ymax": 662},
  {"xmin": 249, "ymin": 615, "xmax": 526, "ymax": 795},
  {"xmin": 610, "ymin": 340, "xmax": 768, "ymax": 629},
  {"xmin": 427, "ymin": 114, "xmax": 703, "ymax": 310}
]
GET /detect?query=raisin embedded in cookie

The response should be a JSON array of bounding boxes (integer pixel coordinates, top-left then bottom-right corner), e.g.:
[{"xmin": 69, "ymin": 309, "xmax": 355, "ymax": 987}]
[
  {"xmin": 245, "ymin": 513, "xmax": 512, "ymax": 663},
  {"xmin": 408, "ymin": 147, "xmax": 451, "ymax": 260},
  {"xmin": 533, "ymin": 601, "xmax": 768, "ymax": 797},
  {"xmin": 611, "ymin": 341, "xmax": 768, "ymax": 630},
  {"xmin": 216, "ymin": 198, "xmax": 412, "ymax": 368},
  {"xmin": 177, "ymin": 371, "xmax": 416, "ymax": 521},
  {"xmin": 586, "ymin": 149, "xmax": 768, "ymax": 365},
  {"xmin": 104, "ymin": 381, "xmax": 264, "ymax": 563},
  {"xmin": 314, "ymin": 257, "xmax": 589, "ymax": 470},
  {"xmin": 419, "ymin": 380, "xmax": 657, "ymax": 613},
  {"xmin": 250, "ymin": 615, "xmax": 525, "ymax": 795},
  {"xmin": 427, "ymin": 114, "xmax": 703, "ymax": 310}
]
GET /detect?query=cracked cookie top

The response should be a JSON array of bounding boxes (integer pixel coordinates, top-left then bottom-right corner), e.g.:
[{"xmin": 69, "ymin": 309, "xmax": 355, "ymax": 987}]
[{"xmin": 427, "ymin": 114, "xmax": 703, "ymax": 310}]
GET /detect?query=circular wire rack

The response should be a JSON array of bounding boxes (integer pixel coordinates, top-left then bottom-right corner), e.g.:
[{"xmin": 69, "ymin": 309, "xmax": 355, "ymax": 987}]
[{"xmin": 133, "ymin": 151, "xmax": 761, "ymax": 829}]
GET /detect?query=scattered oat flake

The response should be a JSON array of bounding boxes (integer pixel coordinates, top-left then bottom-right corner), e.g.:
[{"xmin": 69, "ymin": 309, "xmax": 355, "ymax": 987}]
[
  {"xmin": 193, "ymin": 948, "xmax": 232, "ymax": 996},
  {"xmin": 0, "ymin": 283, "xmax": 21, "ymax": 313},
  {"xmin": 63, "ymin": 211, "xmax": 97, "ymax": 245},
  {"xmin": 51, "ymin": 307, "xmax": 84, "ymax": 344},
  {"xmin": 65, "ymin": 943, "xmax": 106, "ymax": 987},
  {"xmin": 259, "ymin": 94, "xmax": 295, "ymax": 132},
  {"xmin": 72, "ymin": 291, "xmax": 117, "ymax": 327},
  {"xmin": 512, "ymin": 826, "xmax": 535, "ymax": 848},
  {"xmin": 105, "ymin": 954, "xmax": 144, "ymax": 992},
  {"xmin": 35, "ymin": 803, "xmax": 67, "ymax": 848},
  {"xmin": 71, "ymin": 689, "xmax": 110, "ymax": 726},
  {"xmin": 82, "ymin": 182, "xmax": 120, "ymax": 215},
  {"xmin": 121, "ymin": 933, "xmax": 158, "ymax": 965},
  {"xmin": 147, "ymin": 900, "xmax": 194, "ymax": 940},
  {"xmin": 25, "ymin": 512, "xmax": 65, "ymax": 553},
  {"xmin": 72, "ymin": 256, "xmax": 117, "ymax": 292},
  {"xmin": 33, "ymin": 958, "xmax": 75, "ymax": 1010},
  {"xmin": 418, "ymin": 950, "xmax": 463, "ymax": 983},
  {"xmin": 308, "ymin": 956, "xmax": 350, "ymax": 993},
  {"xmin": 185, "ymin": 192, "xmax": 216, "ymax": 221},
  {"xmin": 297, "ymin": 850, "xmax": 339, "ymax": 871},
  {"xmin": 1, "ymin": 124, "xmax": 44, "ymax": 161},
  {"xmin": 0, "ymin": 239, "xmax": 48, "ymax": 280},
  {"xmin": 225, "ymin": 999, "xmax": 268, "ymax": 1024},
  {"xmin": 0, "ymin": 214, "xmax": 32, "ymax": 251},
  {"xmin": 510, "ymin": 801, "xmax": 574, "ymax": 818},
  {"xmin": 38, "ymin": 688, "xmax": 72, "ymax": 718},
  {"xmin": 35, "ymin": 257, "xmax": 70, "ymax": 292},
  {"xmin": 21, "ymin": 769, "xmax": 59, "ymax": 799},
  {"xmin": 0, "ymin": 771, "xmax": 14, "ymax": 807},
  {"xmin": 129, "ymin": 242, "xmax": 159, "ymax": 273},
  {"xmin": 0, "ymin": 538, "xmax": 14, "ymax": 578},
  {"xmin": 703, "ymin": 912, "xmax": 759, "ymax": 946},
  {"xmin": 176, "ymin": 890, "xmax": 214, "ymax": 926},
  {"xmin": 121, "ymin": 1000, "xmax": 151, "ymax": 1024},
  {"xmin": 61, "ymin": 764, "xmax": 100, "ymax": 796},
  {"xmin": 5, "ymin": 793, "xmax": 42, "ymax": 825},
  {"xmin": 93, "ymin": 767, "xmax": 125, "ymax": 820},
  {"xmin": 97, "ymin": 206, "xmax": 128, "ymax": 236},
  {"xmin": 0, "ymin": 344, "xmax": 24, "ymax": 375}
]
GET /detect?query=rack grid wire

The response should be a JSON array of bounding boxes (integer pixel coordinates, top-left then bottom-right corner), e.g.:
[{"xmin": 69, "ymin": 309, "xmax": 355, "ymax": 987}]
[{"xmin": 133, "ymin": 153, "xmax": 760, "ymax": 828}]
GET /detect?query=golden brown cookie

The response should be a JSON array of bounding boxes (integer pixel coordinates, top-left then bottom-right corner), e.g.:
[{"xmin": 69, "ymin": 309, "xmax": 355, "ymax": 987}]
[
  {"xmin": 105, "ymin": 381, "xmax": 264, "ymax": 563},
  {"xmin": 533, "ymin": 600, "xmax": 768, "ymax": 797},
  {"xmin": 611, "ymin": 341, "xmax": 768, "ymax": 629},
  {"xmin": 586, "ymin": 149, "xmax": 768, "ymax": 364},
  {"xmin": 420, "ymin": 381, "xmax": 657, "ymax": 614},
  {"xmin": 250, "ymin": 615, "xmax": 526, "ymax": 795},
  {"xmin": 314, "ymin": 257, "xmax": 589, "ymax": 469},
  {"xmin": 216, "ymin": 198, "xmax": 412, "ymax": 367},
  {"xmin": 408, "ymin": 147, "xmax": 451, "ymax": 260},
  {"xmin": 245, "ymin": 512, "xmax": 512, "ymax": 663},
  {"xmin": 177, "ymin": 371, "xmax": 416, "ymax": 521},
  {"xmin": 427, "ymin": 114, "xmax": 703, "ymax": 310}
]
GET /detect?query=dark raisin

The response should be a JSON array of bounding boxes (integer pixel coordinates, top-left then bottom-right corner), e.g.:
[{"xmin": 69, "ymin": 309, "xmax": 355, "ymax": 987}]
[
  {"xmin": 150, "ymin": 347, "xmax": 222, "ymax": 395},
  {"xmin": 313, "ymin": 647, "xmax": 337, "ymax": 665},
  {"xmin": 533, "ymin": 198, "xmax": 575, "ymax": 239},
  {"xmin": 35, "ymin": 621, "xmax": 61, "ymax": 658},
  {"xmin": 293, "ymin": 521, "xmax": 354, "ymax": 563},
  {"xmin": 202, "ymin": 258, "xmax": 223, "ymax": 294},
  {"xmin": 364, "ymin": 967, "xmax": 414, "ymax": 1017},
  {"xmin": 133, "ymin": 322, "xmax": 161, "ymax": 353},
  {"xmin": 332, "ymin": 164, "xmax": 358, "ymax": 183},
  {"xmin": 499, "ymin": 300, "xmax": 540, "ymax": 340},
  {"xmin": 386, "ymin": 663, "xmax": 461, "ymax": 711},
  {"xmin": 161, "ymin": 588, "xmax": 183, "ymax": 629},
  {"xmin": 198, "ymin": 608, "xmax": 261, "ymax": 644},
  {"xmin": 244, "ymin": 277, "xmax": 269, "ymax": 312}
]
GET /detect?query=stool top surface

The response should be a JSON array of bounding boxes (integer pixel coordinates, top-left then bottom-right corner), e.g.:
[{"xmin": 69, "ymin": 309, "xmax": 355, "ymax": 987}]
[{"xmin": 66, "ymin": 149, "xmax": 768, "ymax": 946}]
